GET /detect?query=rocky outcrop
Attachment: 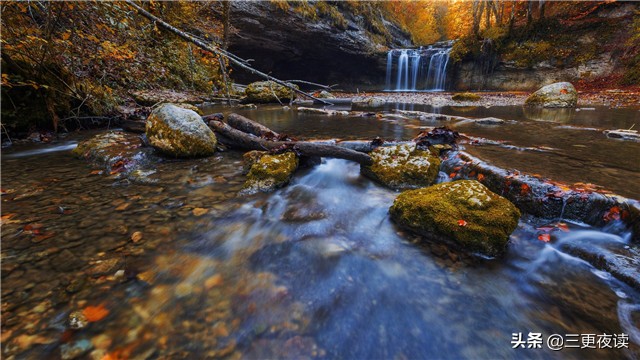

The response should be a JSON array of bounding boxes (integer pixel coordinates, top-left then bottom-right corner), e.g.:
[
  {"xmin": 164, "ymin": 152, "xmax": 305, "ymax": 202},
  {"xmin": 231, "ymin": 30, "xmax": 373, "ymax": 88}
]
[
  {"xmin": 242, "ymin": 151, "xmax": 299, "ymax": 194},
  {"xmin": 390, "ymin": 180, "xmax": 521, "ymax": 257},
  {"xmin": 525, "ymin": 82, "xmax": 577, "ymax": 108},
  {"xmin": 145, "ymin": 103, "xmax": 217, "ymax": 157},
  {"xmin": 72, "ymin": 131, "xmax": 158, "ymax": 184},
  {"xmin": 244, "ymin": 81, "xmax": 299, "ymax": 103},
  {"xmin": 227, "ymin": 2, "xmax": 411, "ymax": 90},
  {"xmin": 361, "ymin": 144, "xmax": 440, "ymax": 190}
]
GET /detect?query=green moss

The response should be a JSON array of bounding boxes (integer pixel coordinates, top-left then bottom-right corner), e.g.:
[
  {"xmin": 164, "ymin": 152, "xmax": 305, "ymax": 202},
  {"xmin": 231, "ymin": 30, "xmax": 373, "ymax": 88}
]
[
  {"xmin": 451, "ymin": 93, "xmax": 481, "ymax": 102},
  {"xmin": 362, "ymin": 144, "xmax": 441, "ymax": 190},
  {"xmin": 243, "ymin": 151, "xmax": 299, "ymax": 193},
  {"xmin": 244, "ymin": 81, "xmax": 299, "ymax": 103},
  {"xmin": 145, "ymin": 104, "xmax": 217, "ymax": 157},
  {"xmin": 390, "ymin": 180, "xmax": 521, "ymax": 257}
]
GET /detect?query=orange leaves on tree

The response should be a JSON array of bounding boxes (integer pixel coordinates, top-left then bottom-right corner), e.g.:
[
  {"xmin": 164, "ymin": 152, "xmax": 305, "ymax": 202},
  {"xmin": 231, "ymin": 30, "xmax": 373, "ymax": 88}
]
[{"xmin": 82, "ymin": 304, "xmax": 109, "ymax": 322}]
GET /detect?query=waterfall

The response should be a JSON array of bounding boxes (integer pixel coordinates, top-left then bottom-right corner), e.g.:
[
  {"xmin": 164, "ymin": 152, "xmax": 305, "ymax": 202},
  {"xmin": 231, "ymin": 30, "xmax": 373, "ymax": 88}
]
[{"xmin": 384, "ymin": 41, "xmax": 453, "ymax": 91}]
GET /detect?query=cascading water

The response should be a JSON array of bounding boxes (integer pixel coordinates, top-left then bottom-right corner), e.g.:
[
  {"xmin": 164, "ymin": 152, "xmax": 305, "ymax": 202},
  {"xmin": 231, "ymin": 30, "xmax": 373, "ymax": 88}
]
[{"xmin": 385, "ymin": 40, "xmax": 454, "ymax": 91}]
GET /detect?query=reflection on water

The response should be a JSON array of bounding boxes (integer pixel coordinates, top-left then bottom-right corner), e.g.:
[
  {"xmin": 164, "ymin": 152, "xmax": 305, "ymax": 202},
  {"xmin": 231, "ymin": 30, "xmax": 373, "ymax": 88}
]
[
  {"xmin": 202, "ymin": 103, "xmax": 640, "ymax": 199},
  {"xmin": 1, "ymin": 104, "xmax": 640, "ymax": 359}
]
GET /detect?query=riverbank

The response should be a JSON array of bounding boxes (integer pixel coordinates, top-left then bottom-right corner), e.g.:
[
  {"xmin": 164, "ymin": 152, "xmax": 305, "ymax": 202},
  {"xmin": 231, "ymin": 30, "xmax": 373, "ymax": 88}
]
[{"xmin": 336, "ymin": 88, "xmax": 640, "ymax": 109}]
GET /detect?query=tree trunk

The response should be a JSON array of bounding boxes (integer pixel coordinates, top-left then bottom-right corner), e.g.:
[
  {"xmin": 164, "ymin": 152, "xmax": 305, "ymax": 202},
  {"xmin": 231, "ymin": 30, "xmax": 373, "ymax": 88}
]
[
  {"xmin": 124, "ymin": 0, "xmax": 333, "ymax": 105},
  {"xmin": 207, "ymin": 118, "xmax": 374, "ymax": 165}
]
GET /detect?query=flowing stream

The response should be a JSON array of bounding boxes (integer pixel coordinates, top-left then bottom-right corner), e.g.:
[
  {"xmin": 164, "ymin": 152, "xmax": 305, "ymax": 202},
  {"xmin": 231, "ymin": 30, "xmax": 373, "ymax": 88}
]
[{"xmin": 1, "ymin": 103, "xmax": 639, "ymax": 359}]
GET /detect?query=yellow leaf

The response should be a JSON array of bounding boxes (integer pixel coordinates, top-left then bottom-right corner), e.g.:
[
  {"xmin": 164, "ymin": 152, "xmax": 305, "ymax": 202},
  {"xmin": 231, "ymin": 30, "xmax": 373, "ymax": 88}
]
[{"xmin": 192, "ymin": 208, "xmax": 208, "ymax": 217}]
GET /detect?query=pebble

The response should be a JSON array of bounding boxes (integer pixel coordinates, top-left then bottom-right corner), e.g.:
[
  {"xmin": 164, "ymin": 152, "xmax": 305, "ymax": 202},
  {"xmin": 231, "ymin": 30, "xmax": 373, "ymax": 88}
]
[
  {"xmin": 204, "ymin": 274, "xmax": 223, "ymax": 289},
  {"xmin": 68, "ymin": 311, "xmax": 88, "ymax": 330},
  {"xmin": 60, "ymin": 339, "xmax": 93, "ymax": 360},
  {"xmin": 174, "ymin": 282, "xmax": 193, "ymax": 297}
]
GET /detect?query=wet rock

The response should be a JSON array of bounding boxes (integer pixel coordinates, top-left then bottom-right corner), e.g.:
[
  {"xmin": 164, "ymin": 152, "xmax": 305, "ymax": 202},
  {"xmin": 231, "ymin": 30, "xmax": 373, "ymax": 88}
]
[
  {"xmin": 65, "ymin": 278, "xmax": 86, "ymax": 294},
  {"xmin": 242, "ymin": 151, "xmax": 299, "ymax": 194},
  {"xmin": 68, "ymin": 311, "xmax": 88, "ymax": 330},
  {"xmin": 296, "ymin": 107, "xmax": 349, "ymax": 116},
  {"xmin": 244, "ymin": 81, "xmax": 298, "ymax": 103},
  {"xmin": 351, "ymin": 96, "xmax": 386, "ymax": 107},
  {"xmin": 603, "ymin": 129, "xmax": 639, "ymax": 141},
  {"xmin": 475, "ymin": 117, "xmax": 505, "ymax": 125},
  {"xmin": 390, "ymin": 180, "xmax": 521, "ymax": 257},
  {"xmin": 243, "ymin": 150, "xmax": 268, "ymax": 174},
  {"xmin": 525, "ymin": 82, "xmax": 577, "ymax": 108},
  {"xmin": 50, "ymin": 249, "xmax": 83, "ymax": 272},
  {"xmin": 73, "ymin": 131, "xmax": 153, "ymax": 175},
  {"xmin": 60, "ymin": 339, "xmax": 93, "ymax": 359},
  {"xmin": 316, "ymin": 90, "xmax": 335, "ymax": 99},
  {"xmin": 87, "ymin": 258, "xmax": 122, "ymax": 277},
  {"xmin": 361, "ymin": 144, "xmax": 440, "ymax": 190},
  {"xmin": 452, "ymin": 92, "xmax": 481, "ymax": 102},
  {"xmin": 559, "ymin": 236, "xmax": 640, "ymax": 290},
  {"xmin": 146, "ymin": 103, "xmax": 217, "ymax": 157}
]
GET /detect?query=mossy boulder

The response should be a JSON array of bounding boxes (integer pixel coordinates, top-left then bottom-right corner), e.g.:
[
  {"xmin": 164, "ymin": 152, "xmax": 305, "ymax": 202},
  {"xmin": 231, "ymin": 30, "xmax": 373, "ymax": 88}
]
[
  {"xmin": 361, "ymin": 144, "xmax": 441, "ymax": 190},
  {"xmin": 145, "ymin": 103, "xmax": 217, "ymax": 157},
  {"xmin": 525, "ymin": 82, "xmax": 577, "ymax": 108},
  {"xmin": 242, "ymin": 151, "xmax": 299, "ymax": 194},
  {"xmin": 390, "ymin": 180, "xmax": 521, "ymax": 257},
  {"xmin": 452, "ymin": 92, "xmax": 481, "ymax": 102},
  {"xmin": 244, "ymin": 81, "xmax": 298, "ymax": 103}
]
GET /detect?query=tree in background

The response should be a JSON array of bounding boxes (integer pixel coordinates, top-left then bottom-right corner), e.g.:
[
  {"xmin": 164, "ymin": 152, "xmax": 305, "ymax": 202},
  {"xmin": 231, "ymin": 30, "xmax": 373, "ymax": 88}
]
[{"xmin": 1, "ymin": 1, "xmax": 228, "ymax": 133}]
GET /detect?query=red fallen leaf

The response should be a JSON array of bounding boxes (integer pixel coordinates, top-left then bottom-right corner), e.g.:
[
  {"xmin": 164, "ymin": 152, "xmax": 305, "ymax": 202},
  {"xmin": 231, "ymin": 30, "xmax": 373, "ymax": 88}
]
[
  {"xmin": 90, "ymin": 170, "xmax": 103, "ymax": 175},
  {"xmin": 469, "ymin": 171, "xmax": 476, "ymax": 177},
  {"xmin": 477, "ymin": 173, "xmax": 485, "ymax": 181},
  {"xmin": 33, "ymin": 232, "xmax": 55, "ymax": 242},
  {"xmin": 520, "ymin": 184, "xmax": 531, "ymax": 196},
  {"xmin": 453, "ymin": 166, "xmax": 462, "ymax": 171},
  {"xmin": 82, "ymin": 304, "xmax": 109, "ymax": 322},
  {"xmin": 603, "ymin": 206, "xmax": 621, "ymax": 222},
  {"xmin": 457, "ymin": 219, "xmax": 467, "ymax": 227},
  {"xmin": 560, "ymin": 88, "xmax": 568, "ymax": 94},
  {"xmin": 538, "ymin": 234, "xmax": 551, "ymax": 242},
  {"xmin": 449, "ymin": 172, "xmax": 456, "ymax": 179},
  {"xmin": 557, "ymin": 223, "xmax": 570, "ymax": 232}
]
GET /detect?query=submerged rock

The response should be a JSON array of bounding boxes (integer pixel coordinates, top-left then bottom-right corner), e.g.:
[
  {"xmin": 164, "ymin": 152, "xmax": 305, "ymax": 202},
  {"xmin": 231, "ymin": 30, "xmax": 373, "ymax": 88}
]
[
  {"xmin": 245, "ymin": 81, "xmax": 298, "ymax": 103},
  {"xmin": 452, "ymin": 92, "xmax": 481, "ymax": 102},
  {"xmin": 145, "ymin": 103, "xmax": 217, "ymax": 157},
  {"xmin": 361, "ymin": 144, "xmax": 440, "ymax": 190},
  {"xmin": 603, "ymin": 129, "xmax": 640, "ymax": 141},
  {"xmin": 242, "ymin": 151, "xmax": 299, "ymax": 194},
  {"xmin": 525, "ymin": 82, "xmax": 577, "ymax": 108},
  {"xmin": 390, "ymin": 180, "xmax": 521, "ymax": 257},
  {"xmin": 475, "ymin": 117, "xmax": 505, "ymax": 125},
  {"xmin": 316, "ymin": 90, "xmax": 335, "ymax": 99}
]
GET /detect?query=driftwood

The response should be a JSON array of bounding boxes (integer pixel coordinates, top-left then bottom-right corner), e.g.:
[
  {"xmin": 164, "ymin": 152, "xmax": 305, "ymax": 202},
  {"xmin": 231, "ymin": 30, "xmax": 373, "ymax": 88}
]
[
  {"xmin": 124, "ymin": 1, "xmax": 333, "ymax": 106},
  {"xmin": 206, "ymin": 114, "xmax": 373, "ymax": 165}
]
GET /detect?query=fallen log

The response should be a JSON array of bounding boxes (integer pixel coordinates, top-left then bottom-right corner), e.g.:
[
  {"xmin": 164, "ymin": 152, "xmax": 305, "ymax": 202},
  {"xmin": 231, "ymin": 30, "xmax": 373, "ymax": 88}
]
[
  {"xmin": 226, "ymin": 113, "xmax": 280, "ymax": 138},
  {"xmin": 208, "ymin": 120, "xmax": 373, "ymax": 165}
]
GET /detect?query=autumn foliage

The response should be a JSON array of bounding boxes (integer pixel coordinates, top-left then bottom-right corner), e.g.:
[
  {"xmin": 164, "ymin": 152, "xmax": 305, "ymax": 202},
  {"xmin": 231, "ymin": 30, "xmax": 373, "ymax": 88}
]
[{"xmin": 1, "ymin": 1, "xmax": 228, "ymax": 133}]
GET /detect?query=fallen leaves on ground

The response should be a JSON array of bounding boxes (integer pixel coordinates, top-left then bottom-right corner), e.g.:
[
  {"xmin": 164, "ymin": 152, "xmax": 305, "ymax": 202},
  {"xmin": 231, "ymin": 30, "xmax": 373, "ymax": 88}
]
[
  {"xmin": 130, "ymin": 231, "xmax": 143, "ymax": 243},
  {"xmin": 192, "ymin": 208, "xmax": 208, "ymax": 216},
  {"xmin": 82, "ymin": 304, "xmax": 109, "ymax": 322}
]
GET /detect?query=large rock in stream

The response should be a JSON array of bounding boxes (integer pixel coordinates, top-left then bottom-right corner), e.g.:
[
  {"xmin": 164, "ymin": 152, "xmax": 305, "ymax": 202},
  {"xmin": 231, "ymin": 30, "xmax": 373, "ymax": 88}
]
[
  {"xmin": 145, "ymin": 103, "xmax": 217, "ymax": 157},
  {"xmin": 361, "ymin": 144, "xmax": 440, "ymax": 190},
  {"xmin": 390, "ymin": 180, "xmax": 521, "ymax": 257},
  {"xmin": 244, "ymin": 81, "xmax": 299, "ymax": 103},
  {"xmin": 242, "ymin": 151, "xmax": 299, "ymax": 194},
  {"xmin": 525, "ymin": 82, "xmax": 578, "ymax": 108}
]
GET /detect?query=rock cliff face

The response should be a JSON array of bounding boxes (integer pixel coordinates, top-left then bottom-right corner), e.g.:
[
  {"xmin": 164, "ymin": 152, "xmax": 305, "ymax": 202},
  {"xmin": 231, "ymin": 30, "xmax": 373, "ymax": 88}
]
[
  {"xmin": 227, "ymin": 1, "xmax": 411, "ymax": 90},
  {"xmin": 452, "ymin": 2, "xmax": 638, "ymax": 91}
]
